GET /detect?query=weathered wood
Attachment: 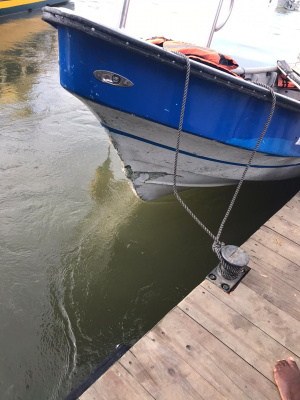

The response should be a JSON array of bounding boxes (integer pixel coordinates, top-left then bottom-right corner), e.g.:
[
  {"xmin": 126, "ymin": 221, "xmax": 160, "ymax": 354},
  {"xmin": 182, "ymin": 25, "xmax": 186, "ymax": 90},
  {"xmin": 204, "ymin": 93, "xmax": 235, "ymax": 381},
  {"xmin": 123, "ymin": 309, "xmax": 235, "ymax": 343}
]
[
  {"xmin": 273, "ymin": 204, "xmax": 300, "ymax": 228},
  {"xmin": 251, "ymin": 225, "xmax": 300, "ymax": 266},
  {"xmin": 129, "ymin": 331, "xmax": 226, "ymax": 399},
  {"xmin": 78, "ymin": 192, "xmax": 300, "ymax": 400},
  {"xmin": 201, "ymin": 279, "xmax": 300, "ymax": 356},
  {"xmin": 243, "ymin": 264, "xmax": 300, "ymax": 322},
  {"xmin": 264, "ymin": 208, "xmax": 300, "ymax": 244},
  {"xmin": 286, "ymin": 192, "xmax": 300, "ymax": 212},
  {"xmin": 152, "ymin": 307, "xmax": 279, "ymax": 400},
  {"xmin": 119, "ymin": 351, "xmax": 160, "ymax": 398},
  {"xmin": 179, "ymin": 285, "xmax": 299, "ymax": 382},
  {"xmin": 243, "ymin": 238, "xmax": 300, "ymax": 290},
  {"xmin": 79, "ymin": 363, "xmax": 154, "ymax": 400}
]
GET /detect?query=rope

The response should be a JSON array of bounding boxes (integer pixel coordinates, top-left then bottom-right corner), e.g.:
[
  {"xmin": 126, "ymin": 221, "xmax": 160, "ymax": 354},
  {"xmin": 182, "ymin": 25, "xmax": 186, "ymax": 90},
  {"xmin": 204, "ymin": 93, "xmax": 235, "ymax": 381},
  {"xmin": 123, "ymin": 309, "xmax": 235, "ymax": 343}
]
[
  {"xmin": 173, "ymin": 54, "xmax": 277, "ymax": 272},
  {"xmin": 173, "ymin": 56, "xmax": 216, "ymax": 242}
]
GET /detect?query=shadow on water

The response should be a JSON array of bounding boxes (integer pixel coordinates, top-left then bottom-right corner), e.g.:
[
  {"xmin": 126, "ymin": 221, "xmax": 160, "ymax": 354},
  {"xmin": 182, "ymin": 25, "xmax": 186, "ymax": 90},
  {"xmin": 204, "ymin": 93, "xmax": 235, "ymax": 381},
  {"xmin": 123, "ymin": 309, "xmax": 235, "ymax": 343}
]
[{"xmin": 51, "ymin": 148, "xmax": 300, "ymax": 398}]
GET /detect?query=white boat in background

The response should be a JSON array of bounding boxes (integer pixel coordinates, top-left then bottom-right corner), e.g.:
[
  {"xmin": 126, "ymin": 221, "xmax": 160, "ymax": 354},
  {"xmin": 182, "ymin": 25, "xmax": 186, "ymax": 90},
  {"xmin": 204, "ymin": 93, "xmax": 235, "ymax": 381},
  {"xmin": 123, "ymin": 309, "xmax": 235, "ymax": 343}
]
[
  {"xmin": 0, "ymin": 0, "xmax": 68, "ymax": 17},
  {"xmin": 277, "ymin": 0, "xmax": 299, "ymax": 10}
]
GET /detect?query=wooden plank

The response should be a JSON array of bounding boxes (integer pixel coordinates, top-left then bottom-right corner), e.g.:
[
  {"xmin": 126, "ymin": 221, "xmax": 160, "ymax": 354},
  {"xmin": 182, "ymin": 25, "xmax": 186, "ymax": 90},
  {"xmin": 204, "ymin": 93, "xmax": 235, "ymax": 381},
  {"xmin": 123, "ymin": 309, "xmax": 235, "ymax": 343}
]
[
  {"xmin": 273, "ymin": 205, "xmax": 300, "ymax": 228},
  {"xmin": 179, "ymin": 285, "xmax": 300, "ymax": 382},
  {"xmin": 151, "ymin": 306, "xmax": 279, "ymax": 400},
  {"xmin": 201, "ymin": 279, "xmax": 300, "ymax": 356},
  {"xmin": 120, "ymin": 349, "xmax": 201, "ymax": 400},
  {"xmin": 286, "ymin": 192, "xmax": 300, "ymax": 212},
  {"xmin": 119, "ymin": 351, "xmax": 160, "ymax": 398},
  {"xmin": 124, "ymin": 329, "xmax": 228, "ymax": 400},
  {"xmin": 264, "ymin": 208, "xmax": 300, "ymax": 244},
  {"xmin": 243, "ymin": 265, "xmax": 300, "ymax": 323},
  {"xmin": 78, "ymin": 192, "xmax": 300, "ymax": 400},
  {"xmin": 242, "ymin": 238, "xmax": 300, "ymax": 290},
  {"xmin": 79, "ymin": 363, "xmax": 154, "ymax": 400},
  {"xmin": 251, "ymin": 225, "xmax": 300, "ymax": 266}
]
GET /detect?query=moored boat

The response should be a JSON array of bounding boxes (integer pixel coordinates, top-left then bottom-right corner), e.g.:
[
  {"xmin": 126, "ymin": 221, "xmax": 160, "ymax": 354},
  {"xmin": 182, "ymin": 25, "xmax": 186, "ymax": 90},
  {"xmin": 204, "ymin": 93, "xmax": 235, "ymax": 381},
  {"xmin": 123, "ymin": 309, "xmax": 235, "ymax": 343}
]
[
  {"xmin": 0, "ymin": 0, "xmax": 68, "ymax": 17},
  {"xmin": 41, "ymin": 5, "xmax": 300, "ymax": 201},
  {"xmin": 277, "ymin": 0, "xmax": 300, "ymax": 10}
]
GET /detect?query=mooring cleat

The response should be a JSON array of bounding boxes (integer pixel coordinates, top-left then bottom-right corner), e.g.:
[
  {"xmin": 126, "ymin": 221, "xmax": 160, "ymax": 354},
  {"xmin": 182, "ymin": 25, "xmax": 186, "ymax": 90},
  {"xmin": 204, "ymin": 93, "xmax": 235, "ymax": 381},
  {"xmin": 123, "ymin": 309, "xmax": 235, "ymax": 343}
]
[
  {"xmin": 221, "ymin": 245, "xmax": 249, "ymax": 267},
  {"xmin": 206, "ymin": 245, "xmax": 251, "ymax": 294}
]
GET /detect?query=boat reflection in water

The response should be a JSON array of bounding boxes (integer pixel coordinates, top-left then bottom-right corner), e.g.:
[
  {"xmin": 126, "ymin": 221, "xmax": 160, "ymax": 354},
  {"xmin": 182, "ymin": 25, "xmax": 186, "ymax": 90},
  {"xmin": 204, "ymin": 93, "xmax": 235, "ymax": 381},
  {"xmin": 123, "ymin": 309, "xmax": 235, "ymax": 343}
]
[{"xmin": 0, "ymin": 10, "xmax": 62, "ymax": 111}]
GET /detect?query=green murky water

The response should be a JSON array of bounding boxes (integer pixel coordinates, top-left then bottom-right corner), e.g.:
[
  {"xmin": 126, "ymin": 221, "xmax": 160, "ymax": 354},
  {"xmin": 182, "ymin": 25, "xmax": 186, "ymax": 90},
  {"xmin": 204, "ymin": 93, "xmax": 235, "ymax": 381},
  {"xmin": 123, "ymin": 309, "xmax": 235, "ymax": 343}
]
[{"xmin": 0, "ymin": 2, "xmax": 300, "ymax": 399}]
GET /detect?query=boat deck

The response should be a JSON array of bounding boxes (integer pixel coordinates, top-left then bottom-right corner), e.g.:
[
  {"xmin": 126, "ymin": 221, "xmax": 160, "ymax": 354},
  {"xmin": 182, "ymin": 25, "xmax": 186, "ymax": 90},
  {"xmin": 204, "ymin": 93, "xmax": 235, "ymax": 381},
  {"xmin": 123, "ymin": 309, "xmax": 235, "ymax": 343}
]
[{"xmin": 80, "ymin": 192, "xmax": 300, "ymax": 400}]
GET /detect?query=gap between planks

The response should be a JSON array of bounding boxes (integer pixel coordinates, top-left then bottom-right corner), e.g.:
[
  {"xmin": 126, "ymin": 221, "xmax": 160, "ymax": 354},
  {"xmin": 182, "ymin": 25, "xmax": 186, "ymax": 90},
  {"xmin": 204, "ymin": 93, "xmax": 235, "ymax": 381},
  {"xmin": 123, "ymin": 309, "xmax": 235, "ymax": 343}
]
[{"xmin": 79, "ymin": 192, "xmax": 300, "ymax": 400}]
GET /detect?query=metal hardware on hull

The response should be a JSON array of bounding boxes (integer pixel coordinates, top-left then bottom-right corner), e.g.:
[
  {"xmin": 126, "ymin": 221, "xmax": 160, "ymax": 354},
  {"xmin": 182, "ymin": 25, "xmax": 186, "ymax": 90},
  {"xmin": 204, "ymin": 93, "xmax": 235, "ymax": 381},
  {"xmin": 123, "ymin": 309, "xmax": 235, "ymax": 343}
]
[
  {"xmin": 93, "ymin": 71, "xmax": 134, "ymax": 87},
  {"xmin": 119, "ymin": 0, "xmax": 130, "ymax": 29},
  {"xmin": 207, "ymin": 0, "xmax": 234, "ymax": 47}
]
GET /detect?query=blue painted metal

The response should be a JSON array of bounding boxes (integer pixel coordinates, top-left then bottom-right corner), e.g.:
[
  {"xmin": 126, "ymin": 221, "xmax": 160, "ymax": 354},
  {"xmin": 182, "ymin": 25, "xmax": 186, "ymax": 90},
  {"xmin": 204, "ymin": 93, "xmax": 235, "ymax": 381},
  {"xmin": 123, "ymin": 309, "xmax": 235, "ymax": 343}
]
[{"xmin": 57, "ymin": 25, "xmax": 300, "ymax": 158}]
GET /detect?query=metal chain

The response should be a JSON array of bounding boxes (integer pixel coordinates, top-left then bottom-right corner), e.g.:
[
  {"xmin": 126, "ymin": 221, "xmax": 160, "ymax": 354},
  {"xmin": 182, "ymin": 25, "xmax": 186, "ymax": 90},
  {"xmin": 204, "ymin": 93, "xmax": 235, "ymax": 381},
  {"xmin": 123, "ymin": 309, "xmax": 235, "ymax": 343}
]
[{"xmin": 173, "ymin": 53, "xmax": 277, "ymax": 263}]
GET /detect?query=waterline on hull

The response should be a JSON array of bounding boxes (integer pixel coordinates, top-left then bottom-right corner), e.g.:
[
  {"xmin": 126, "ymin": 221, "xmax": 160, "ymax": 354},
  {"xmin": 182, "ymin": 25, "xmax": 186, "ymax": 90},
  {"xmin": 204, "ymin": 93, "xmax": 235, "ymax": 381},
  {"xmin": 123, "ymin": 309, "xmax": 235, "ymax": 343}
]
[{"xmin": 78, "ymin": 97, "xmax": 300, "ymax": 201}]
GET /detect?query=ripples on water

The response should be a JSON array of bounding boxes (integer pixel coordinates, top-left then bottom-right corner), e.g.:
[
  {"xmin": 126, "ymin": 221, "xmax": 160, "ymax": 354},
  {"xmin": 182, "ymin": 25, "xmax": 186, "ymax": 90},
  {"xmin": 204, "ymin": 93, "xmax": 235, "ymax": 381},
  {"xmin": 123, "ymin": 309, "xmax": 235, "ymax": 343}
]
[{"xmin": 0, "ymin": 2, "xmax": 300, "ymax": 399}]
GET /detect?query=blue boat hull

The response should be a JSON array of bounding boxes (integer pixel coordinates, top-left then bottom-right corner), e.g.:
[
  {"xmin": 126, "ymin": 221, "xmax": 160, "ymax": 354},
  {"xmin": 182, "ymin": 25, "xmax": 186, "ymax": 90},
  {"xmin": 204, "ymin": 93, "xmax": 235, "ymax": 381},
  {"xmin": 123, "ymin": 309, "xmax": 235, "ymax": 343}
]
[{"xmin": 41, "ymin": 7, "xmax": 300, "ymax": 200}]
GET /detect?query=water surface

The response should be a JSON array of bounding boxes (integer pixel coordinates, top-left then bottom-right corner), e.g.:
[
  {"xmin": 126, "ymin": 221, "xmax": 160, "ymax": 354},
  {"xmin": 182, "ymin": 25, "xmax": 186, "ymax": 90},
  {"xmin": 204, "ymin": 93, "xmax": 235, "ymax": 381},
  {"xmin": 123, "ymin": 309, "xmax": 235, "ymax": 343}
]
[{"xmin": 0, "ymin": 2, "xmax": 300, "ymax": 399}]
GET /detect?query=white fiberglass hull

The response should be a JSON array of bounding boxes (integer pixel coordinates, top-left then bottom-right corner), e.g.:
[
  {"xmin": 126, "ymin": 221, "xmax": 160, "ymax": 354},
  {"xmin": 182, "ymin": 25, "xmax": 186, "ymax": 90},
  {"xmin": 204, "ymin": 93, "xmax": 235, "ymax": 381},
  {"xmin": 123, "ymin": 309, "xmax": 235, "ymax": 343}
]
[{"xmin": 81, "ymin": 98, "xmax": 300, "ymax": 201}]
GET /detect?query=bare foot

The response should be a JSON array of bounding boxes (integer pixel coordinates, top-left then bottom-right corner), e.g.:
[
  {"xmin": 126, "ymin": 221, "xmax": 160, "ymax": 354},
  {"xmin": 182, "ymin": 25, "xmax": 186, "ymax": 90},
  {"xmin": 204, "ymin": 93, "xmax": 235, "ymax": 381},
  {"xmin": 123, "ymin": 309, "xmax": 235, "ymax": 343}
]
[{"xmin": 274, "ymin": 357, "xmax": 300, "ymax": 400}]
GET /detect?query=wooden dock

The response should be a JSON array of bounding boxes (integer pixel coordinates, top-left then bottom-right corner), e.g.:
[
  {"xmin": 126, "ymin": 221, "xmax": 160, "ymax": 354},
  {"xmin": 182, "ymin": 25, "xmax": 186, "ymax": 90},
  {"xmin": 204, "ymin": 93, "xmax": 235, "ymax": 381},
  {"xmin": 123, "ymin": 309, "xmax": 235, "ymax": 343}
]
[{"xmin": 80, "ymin": 192, "xmax": 300, "ymax": 400}]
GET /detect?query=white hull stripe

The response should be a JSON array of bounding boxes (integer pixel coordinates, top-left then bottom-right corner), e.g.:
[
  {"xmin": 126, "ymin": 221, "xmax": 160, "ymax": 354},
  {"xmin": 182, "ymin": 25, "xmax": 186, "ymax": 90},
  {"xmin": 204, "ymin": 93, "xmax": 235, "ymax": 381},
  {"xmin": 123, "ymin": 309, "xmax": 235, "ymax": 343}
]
[{"xmin": 103, "ymin": 124, "xmax": 300, "ymax": 169}]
